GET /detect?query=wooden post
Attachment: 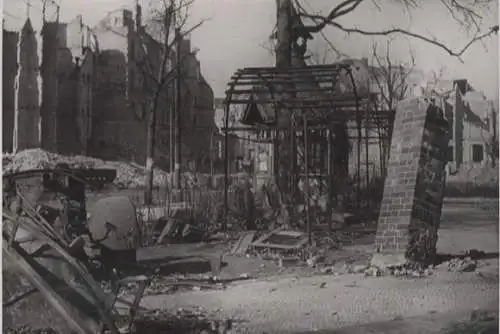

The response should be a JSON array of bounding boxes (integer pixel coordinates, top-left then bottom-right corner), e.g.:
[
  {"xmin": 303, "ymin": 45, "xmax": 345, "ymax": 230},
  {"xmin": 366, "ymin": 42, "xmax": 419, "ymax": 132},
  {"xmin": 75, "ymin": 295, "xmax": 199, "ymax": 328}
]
[
  {"xmin": 303, "ymin": 115, "xmax": 311, "ymax": 245},
  {"xmin": 144, "ymin": 86, "xmax": 157, "ymax": 205},
  {"xmin": 169, "ymin": 81, "xmax": 174, "ymax": 177},
  {"xmin": 174, "ymin": 27, "xmax": 182, "ymax": 190},
  {"xmin": 327, "ymin": 128, "xmax": 333, "ymax": 232}
]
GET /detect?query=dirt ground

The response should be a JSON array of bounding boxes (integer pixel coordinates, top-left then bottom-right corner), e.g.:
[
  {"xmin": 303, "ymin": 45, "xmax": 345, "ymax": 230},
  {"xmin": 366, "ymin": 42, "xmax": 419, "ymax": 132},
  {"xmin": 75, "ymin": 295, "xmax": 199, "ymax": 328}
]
[
  {"xmin": 217, "ymin": 197, "xmax": 499, "ymax": 280},
  {"xmin": 3, "ymin": 196, "xmax": 499, "ymax": 333}
]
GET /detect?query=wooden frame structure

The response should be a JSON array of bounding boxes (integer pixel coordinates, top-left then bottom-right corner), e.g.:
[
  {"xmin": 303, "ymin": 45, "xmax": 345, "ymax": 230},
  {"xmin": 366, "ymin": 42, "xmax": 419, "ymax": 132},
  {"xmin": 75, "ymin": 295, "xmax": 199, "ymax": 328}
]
[{"xmin": 222, "ymin": 64, "xmax": 394, "ymax": 234}]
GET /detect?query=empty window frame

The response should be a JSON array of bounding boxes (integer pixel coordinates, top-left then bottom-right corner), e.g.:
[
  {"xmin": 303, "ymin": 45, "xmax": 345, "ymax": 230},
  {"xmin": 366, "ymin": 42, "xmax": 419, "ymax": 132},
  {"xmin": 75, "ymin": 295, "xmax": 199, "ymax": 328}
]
[{"xmin": 472, "ymin": 144, "xmax": 484, "ymax": 163}]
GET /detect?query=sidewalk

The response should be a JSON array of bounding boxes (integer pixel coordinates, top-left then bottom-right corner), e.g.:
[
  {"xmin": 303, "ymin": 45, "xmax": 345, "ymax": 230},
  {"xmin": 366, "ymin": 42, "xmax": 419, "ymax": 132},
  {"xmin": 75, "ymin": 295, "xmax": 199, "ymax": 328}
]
[
  {"xmin": 139, "ymin": 269, "xmax": 499, "ymax": 333},
  {"xmin": 298, "ymin": 309, "xmax": 498, "ymax": 334}
]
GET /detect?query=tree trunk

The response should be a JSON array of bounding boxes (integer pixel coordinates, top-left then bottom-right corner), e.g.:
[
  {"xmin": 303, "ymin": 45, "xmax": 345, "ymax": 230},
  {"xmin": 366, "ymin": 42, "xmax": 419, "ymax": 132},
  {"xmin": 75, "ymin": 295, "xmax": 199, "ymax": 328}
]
[
  {"xmin": 275, "ymin": 0, "xmax": 293, "ymax": 203},
  {"xmin": 145, "ymin": 103, "xmax": 157, "ymax": 206},
  {"xmin": 174, "ymin": 28, "xmax": 182, "ymax": 190}
]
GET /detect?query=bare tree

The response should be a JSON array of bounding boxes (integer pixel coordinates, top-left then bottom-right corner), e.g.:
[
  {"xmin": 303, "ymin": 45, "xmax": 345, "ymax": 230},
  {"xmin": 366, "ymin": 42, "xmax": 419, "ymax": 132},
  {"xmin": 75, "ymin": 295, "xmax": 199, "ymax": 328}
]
[
  {"xmin": 366, "ymin": 41, "xmax": 417, "ymax": 171},
  {"xmin": 369, "ymin": 41, "xmax": 416, "ymax": 111},
  {"xmin": 292, "ymin": 0, "xmax": 498, "ymax": 62},
  {"xmin": 134, "ymin": 0, "xmax": 205, "ymax": 204}
]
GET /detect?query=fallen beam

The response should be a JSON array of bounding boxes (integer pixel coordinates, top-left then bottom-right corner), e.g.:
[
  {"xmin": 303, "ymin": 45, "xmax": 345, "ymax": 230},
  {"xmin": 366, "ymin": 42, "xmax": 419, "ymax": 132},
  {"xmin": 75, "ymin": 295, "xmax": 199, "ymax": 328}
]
[
  {"xmin": 3, "ymin": 242, "xmax": 104, "ymax": 334},
  {"xmin": 136, "ymin": 244, "xmax": 224, "ymax": 277}
]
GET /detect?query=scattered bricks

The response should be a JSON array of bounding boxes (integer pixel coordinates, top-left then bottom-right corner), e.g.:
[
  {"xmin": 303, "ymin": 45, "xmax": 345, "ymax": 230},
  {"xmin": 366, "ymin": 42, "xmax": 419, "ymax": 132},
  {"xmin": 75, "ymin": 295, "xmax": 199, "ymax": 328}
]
[
  {"xmin": 442, "ymin": 257, "xmax": 478, "ymax": 272},
  {"xmin": 364, "ymin": 266, "xmax": 383, "ymax": 277},
  {"xmin": 372, "ymin": 98, "xmax": 449, "ymax": 268},
  {"xmin": 351, "ymin": 264, "xmax": 368, "ymax": 274},
  {"xmin": 278, "ymin": 257, "xmax": 303, "ymax": 268}
]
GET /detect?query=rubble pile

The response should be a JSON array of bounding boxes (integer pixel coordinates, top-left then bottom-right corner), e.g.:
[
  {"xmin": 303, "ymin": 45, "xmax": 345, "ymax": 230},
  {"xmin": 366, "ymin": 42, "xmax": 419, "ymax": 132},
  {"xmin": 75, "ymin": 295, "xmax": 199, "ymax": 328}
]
[
  {"xmin": 5, "ymin": 310, "xmax": 235, "ymax": 334},
  {"xmin": 437, "ymin": 257, "xmax": 477, "ymax": 272},
  {"xmin": 3, "ymin": 149, "xmax": 170, "ymax": 188},
  {"xmin": 447, "ymin": 165, "xmax": 499, "ymax": 185},
  {"xmin": 133, "ymin": 307, "xmax": 234, "ymax": 334},
  {"xmin": 4, "ymin": 326, "xmax": 58, "ymax": 334},
  {"xmin": 105, "ymin": 275, "xmax": 227, "ymax": 298},
  {"xmin": 345, "ymin": 257, "xmax": 479, "ymax": 278}
]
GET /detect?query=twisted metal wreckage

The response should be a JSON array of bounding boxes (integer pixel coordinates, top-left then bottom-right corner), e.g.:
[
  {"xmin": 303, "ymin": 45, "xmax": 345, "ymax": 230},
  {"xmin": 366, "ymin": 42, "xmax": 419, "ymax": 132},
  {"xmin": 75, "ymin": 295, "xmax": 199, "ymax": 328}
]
[
  {"xmin": 3, "ymin": 167, "xmax": 223, "ymax": 333},
  {"xmin": 222, "ymin": 63, "xmax": 394, "ymax": 235}
]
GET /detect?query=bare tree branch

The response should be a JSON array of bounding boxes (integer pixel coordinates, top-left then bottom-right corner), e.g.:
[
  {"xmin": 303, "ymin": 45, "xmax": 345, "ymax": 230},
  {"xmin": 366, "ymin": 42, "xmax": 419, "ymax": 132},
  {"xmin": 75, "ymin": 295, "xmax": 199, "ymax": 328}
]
[
  {"xmin": 295, "ymin": 0, "xmax": 498, "ymax": 60},
  {"xmin": 314, "ymin": 20, "xmax": 498, "ymax": 62},
  {"xmin": 294, "ymin": 0, "xmax": 365, "ymax": 33},
  {"xmin": 369, "ymin": 41, "xmax": 416, "ymax": 110}
]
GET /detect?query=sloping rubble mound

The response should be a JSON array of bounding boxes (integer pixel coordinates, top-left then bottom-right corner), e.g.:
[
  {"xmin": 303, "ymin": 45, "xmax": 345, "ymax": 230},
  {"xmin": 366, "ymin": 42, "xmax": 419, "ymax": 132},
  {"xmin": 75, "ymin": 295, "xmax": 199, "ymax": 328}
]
[
  {"xmin": 4, "ymin": 327, "xmax": 58, "ymax": 334},
  {"xmin": 3, "ymin": 149, "xmax": 169, "ymax": 189},
  {"xmin": 5, "ymin": 310, "xmax": 234, "ymax": 334}
]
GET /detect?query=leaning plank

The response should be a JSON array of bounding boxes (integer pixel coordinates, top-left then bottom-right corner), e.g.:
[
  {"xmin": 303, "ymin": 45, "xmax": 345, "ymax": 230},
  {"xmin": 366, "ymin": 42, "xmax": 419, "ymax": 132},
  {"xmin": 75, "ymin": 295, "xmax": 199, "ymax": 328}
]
[
  {"xmin": 230, "ymin": 231, "xmax": 257, "ymax": 255},
  {"xmin": 156, "ymin": 219, "xmax": 178, "ymax": 245},
  {"xmin": 251, "ymin": 229, "xmax": 308, "ymax": 250},
  {"xmin": 3, "ymin": 242, "xmax": 102, "ymax": 334}
]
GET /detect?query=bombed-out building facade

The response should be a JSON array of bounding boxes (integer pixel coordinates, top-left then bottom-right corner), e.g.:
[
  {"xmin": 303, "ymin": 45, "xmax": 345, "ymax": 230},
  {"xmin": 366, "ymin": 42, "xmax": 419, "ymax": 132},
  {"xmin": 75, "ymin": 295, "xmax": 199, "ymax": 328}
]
[{"xmin": 3, "ymin": 5, "xmax": 217, "ymax": 173}]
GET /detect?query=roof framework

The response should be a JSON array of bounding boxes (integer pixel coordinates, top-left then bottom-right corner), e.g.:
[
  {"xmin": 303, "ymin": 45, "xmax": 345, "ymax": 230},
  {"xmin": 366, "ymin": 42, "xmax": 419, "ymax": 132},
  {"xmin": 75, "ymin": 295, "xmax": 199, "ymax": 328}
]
[
  {"xmin": 222, "ymin": 64, "xmax": 393, "ymax": 130},
  {"xmin": 220, "ymin": 64, "xmax": 395, "ymax": 231}
]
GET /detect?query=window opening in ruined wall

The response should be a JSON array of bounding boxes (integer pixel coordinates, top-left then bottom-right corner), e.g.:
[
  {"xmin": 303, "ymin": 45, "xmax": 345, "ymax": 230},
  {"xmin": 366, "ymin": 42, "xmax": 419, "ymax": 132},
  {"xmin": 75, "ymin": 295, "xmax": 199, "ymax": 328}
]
[
  {"xmin": 447, "ymin": 145, "xmax": 454, "ymax": 162},
  {"xmin": 472, "ymin": 144, "xmax": 484, "ymax": 162}
]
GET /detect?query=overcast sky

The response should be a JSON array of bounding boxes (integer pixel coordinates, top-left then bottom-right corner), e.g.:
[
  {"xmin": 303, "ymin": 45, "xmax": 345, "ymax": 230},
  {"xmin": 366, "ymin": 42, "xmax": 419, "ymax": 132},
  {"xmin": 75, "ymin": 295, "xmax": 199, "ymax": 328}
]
[{"xmin": 3, "ymin": 0, "xmax": 499, "ymax": 101}]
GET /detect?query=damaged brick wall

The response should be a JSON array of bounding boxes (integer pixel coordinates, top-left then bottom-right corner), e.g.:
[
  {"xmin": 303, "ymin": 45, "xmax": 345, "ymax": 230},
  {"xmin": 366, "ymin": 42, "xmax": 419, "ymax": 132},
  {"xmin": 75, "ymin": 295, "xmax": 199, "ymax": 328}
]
[
  {"xmin": 90, "ymin": 10, "xmax": 156, "ymax": 165},
  {"xmin": 373, "ymin": 97, "xmax": 449, "ymax": 266},
  {"xmin": 55, "ymin": 48, "xmax": 81, "ymax": 155},
  {"xmin": 40, "ymin": 19, "xmax": 95, "ymax": 156},
  {"xmin": 3, "ymin": 30, "xmax": 19, "ymax": 153},
  {"xmin": 40, "ymin": 22, "xmax": 66, "ymax": 152},
  {"xmin": 75, "ymin": 51, "xmax": 96, "ymax": 154},
  {"xmin": 91, "ymin": 8, "xmax": 215, "ymax": 171},
  {"xmin": 91, "ymin": 48, "xmax": 147, "ymax": 163},
  {"xmin": 14, "ymin": 19, "xmax": 40, "ymax": 152}
]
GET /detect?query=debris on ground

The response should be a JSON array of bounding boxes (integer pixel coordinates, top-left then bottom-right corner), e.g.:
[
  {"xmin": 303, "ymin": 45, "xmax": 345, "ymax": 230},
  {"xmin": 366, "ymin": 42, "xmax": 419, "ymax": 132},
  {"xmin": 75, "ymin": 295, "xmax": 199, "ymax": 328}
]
[
  {"xmin": 153, "ymin": 211, "xmax": 208, "ymax": 245},
  {"xmin": 464, "ymin": 249, "xmax": 487, "ymax": 259},
  {"xmin": 362, "ymin": 261, "xmax": 434, "ymax": 278},
  {"xmin": 278, "ymin": 256, "xmax": 303, "ymax": 268},
  {"xmin": 133, "ymin": 306, "xmax": 235, "ymax": 334},
  {"xmin": 443, "ymin": 310, "xmax": 498, "ymax": 334},
  {"xmin": 2, "ymin": 148, "xmax": 191, "ymax": 189},
  {"xmin": 4, "ymin": 326, "xmax": 58, "ymax": 334},
  {"xmin": 6, "ymin": 309, "xmax": 236, "ymax": 334},
  {"xmin": 437, "ymin": 257, "xmax": 478, "ymax": 272},
  {"xmin": 3, "ymin": 149, "xmax": 166, "ymax": 188},
  {"xmin": 230, "ymin": 230, "xmax": 257, "ymax": 255},
  {"xmin": 251, "ymin": 229, "xmax": 309, "ymax": 251}
]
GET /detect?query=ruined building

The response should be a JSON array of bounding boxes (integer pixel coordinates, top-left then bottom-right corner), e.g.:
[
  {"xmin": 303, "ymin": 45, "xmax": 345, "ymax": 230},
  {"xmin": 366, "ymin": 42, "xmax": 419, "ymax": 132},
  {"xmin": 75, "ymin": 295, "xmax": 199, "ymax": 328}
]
[
  {"xmin": 40, "ymin": 16, "xmax": 97, "ymax": 155},
  {"xmin": 14, "ymin": 19, "xmax": 40, "ymax": 152},
  {"xmin": 3, "ymin": 6, "xmax": 216, "ymax": 173},
  {"xmin": 3, "ymin": 30, "xmax": 19, "ymax": 153},
  {"xmin": 92, "ymin": 5, "xmax": 216, "ymax": 171}
]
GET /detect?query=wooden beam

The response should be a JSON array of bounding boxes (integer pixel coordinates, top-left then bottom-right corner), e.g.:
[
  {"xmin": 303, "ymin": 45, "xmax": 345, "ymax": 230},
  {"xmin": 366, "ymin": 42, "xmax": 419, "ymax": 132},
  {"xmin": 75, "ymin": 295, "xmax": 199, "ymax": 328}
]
[{"xmin": 3, "ymin": 242, "xmax": 103, "ymax": 334}]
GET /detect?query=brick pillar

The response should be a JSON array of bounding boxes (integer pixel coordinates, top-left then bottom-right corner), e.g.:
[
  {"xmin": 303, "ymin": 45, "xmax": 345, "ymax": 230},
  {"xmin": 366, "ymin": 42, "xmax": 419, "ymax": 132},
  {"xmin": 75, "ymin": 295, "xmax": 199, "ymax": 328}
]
[{"xmin": 371, "ymin": 98, "xmax": 450, "ymax": 268}]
